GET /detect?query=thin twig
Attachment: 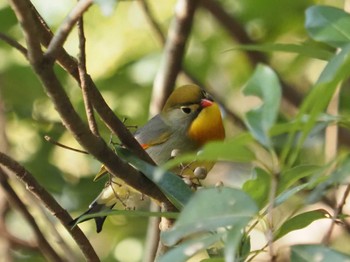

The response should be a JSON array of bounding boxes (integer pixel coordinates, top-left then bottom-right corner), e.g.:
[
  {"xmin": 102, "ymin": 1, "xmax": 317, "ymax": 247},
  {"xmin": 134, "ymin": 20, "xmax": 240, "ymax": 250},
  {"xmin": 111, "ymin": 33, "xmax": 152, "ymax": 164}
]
[
  {"xmin": 0, "ymin": 33, "xmax": 27, "ymax": 57},
  {"xmin": 323, "ymin": 184, "xmax": 350, "ymax": 245},
  {"xmin": 45, "ymin": 0, "xmax": 93, "ymax": 60},
  {"xmin": 44, "ymin": 135, "xmax": 89, "ymax": 154},
  {"xmin": 0, "ymin": 167, "xmax": 63, "ymax": 262},
  {"xmin": 138, "ymin": 0, "xmax": 165, "ymax": 45},
  {"xmin": 150, "ymin": 0, "xmax": 199, "ymax": 115},
  {"xmin": 77, "ymin": 13, "xmax": 100, "ymax": 137}
]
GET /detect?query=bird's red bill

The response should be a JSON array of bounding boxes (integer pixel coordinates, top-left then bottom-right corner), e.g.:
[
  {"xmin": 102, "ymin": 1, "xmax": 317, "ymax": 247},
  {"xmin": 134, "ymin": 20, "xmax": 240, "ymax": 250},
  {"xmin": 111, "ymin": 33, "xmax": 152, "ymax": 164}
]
[{"xmin": 201, "ymin": 99, "xmax": 213, "ymax": 108}]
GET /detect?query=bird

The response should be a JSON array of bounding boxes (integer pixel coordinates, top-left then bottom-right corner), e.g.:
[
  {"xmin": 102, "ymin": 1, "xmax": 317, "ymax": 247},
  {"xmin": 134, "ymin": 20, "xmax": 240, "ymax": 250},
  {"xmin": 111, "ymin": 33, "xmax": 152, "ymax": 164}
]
[{"xmin": 71, "ymin": 84, "xmax": 225, "ymax": 233}]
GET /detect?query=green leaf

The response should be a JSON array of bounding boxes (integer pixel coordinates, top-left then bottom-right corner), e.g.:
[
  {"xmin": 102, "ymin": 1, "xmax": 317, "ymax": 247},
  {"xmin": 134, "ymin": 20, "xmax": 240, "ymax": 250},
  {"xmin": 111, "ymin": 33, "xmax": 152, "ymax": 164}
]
[
  {"xmin": 317, "ymin": 44, "xmax": 350, "ymax": 85},
  {"xmin": 306, "ymin": 5, "xmax": 350, "ymax": 48},
  {"xmin": 282, "ymin": 44, "xmax": 350, "ymax": 167},
  {"xmin": 275, "ymin": 209, "xmax": 330, "ymax": 240},
  {"xmin": 243, "ymin": 64, "xmax": 282, "ymax": 148},
  {"xmin": 225, "ymin": 222, "xmax": 245, "ymax": 262},
  {"xmin": 291, "ymin": 244, "xmax": 350, "ymax": 261},
  {"xmin": 161, "ymin": 187, "xmax": 258, "ymax": 246},
  {"xmin": 228, "ymin": 43, "xmax": 333, "ymax": 60},
  {"xmin": 159, "ymin": 234, "xmax": 223, "ymax": 262},
  {"xmin": 163, "ymin": 137, "xmax": 255, "ymax": 170},
  {"xmin": 243, "ymin": 168, "xmax": 271, "ymax": 209},
  {"xmin": 307, "ymin": 156, "xmax": 350, "ymax": 203},
  {"xmin": 278, "ymin": 165, "xmax": 320, "ymax": 195},
  {"xmin": 115, "ymin": 147, "xmax": 193, "ymax": 210},
  {"xmin": 274, "ymin": 184, "xmax": 308, "ymax": 207}
]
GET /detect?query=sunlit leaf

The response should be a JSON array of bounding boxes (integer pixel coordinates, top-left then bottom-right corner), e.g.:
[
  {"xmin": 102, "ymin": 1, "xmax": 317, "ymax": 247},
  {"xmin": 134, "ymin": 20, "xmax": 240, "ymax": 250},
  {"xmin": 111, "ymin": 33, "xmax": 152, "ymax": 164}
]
[
  {"xmin": 228, "ymin": 43, "xmax": 333, "ymax": 60},
  {"xmin": 243, "ymin": 64, "xmax": 281, "ymax": 148},
  {"xmin": 291, "ymin": 244, "xmax": 350, "ymax": 261},
  {"xmin": 306, "ymin": 5, "xmax": 350, "ymax": 48},
  {"xmin": 275, "ymin": 209, "xmax": 330, "ymax": 240},
  {"xmin": 115, "ymin": 146, "xmax": 193, "ymax": 209},
  {"xmin": 161, "ymin": 187, "xmax": 257, "ymax": 246}
]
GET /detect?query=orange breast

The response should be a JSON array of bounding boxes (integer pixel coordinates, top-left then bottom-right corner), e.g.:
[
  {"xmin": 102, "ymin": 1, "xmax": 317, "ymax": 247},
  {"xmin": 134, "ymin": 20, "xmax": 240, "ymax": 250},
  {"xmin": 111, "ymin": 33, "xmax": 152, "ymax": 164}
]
[{"xmin": 188, "ymin": 102, "xmax": 225, "ymax": 146}]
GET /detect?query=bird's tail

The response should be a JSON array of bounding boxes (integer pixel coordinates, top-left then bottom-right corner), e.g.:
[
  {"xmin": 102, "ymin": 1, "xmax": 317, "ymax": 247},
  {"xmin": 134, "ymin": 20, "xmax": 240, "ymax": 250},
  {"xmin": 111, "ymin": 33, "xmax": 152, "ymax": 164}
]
[{"xmin": 70, "ymin": 176, "xmax": 131, "ymax": 233}]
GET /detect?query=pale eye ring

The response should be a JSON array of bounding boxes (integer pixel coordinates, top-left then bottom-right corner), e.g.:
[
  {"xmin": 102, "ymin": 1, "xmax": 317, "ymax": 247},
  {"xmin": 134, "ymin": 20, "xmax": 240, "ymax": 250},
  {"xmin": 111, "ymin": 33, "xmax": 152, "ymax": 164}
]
[{"xmin": 181, "ymin": 106, "xmax": 192, "ymax": 114}]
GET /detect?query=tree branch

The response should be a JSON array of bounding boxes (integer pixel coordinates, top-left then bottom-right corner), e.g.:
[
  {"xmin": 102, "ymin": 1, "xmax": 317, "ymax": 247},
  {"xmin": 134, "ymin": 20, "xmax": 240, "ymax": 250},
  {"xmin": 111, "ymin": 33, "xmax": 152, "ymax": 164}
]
[
  {"xmin": 77, "ymin": 13, "xmax": 100, "ymax": 137},
  {"xmin": 323, "ymin": 184, "xmax": 350, "ymax": 245},
  {"xmin": 44, "ymin": 0, "xmax": 93, "ymax": 60},
  {"xmin": 150, "ymin": 0, "xmax": 198, "ymax": 115},
  {"xmin": 9, "ymin": 0, "xmax": 171, "ymax": 204},
  {"xmin": 0, "ymin": 167, "xmax": 63, "ymax": 262},
  {"xmin": 24, "ymin": 0, "xmax": 156, "ymax": 165},
  {"xmin": 139, "ymin": 0, "xmax": 245, "ymax": 128},
  {"xmin": 0, "ymin": 33, "xmax": 27, "ymax": 57},
  {"xmin": 0, "ymin": 153, "xmax": 100, "ymax": 261},
  {"xmin": 138, "ymin": 0, "xmax": 166, "ymax": 45}
]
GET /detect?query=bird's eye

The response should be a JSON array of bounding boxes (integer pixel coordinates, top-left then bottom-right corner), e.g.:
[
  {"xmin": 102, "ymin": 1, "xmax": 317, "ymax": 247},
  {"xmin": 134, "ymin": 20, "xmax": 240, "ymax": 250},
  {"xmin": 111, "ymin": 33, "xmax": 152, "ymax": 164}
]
[{"xmin": 181, "ymin": 106, "xmax": 192, "ymax": 114}]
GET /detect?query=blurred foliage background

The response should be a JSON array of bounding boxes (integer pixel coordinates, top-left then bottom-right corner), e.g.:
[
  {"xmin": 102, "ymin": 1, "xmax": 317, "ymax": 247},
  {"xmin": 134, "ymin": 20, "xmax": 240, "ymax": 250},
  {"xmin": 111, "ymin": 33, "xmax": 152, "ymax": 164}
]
[{"xmin": 1, "ymin": 0, "xmax": 350, "ymax": 261}]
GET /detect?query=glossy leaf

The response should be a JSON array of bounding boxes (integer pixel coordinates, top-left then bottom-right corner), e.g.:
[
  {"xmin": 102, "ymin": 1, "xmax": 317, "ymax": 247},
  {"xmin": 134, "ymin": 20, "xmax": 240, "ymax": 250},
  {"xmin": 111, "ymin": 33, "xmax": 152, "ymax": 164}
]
[
  {"xmin": 161, "ymin": 187, "xmax": 257, "ymax": 246},
  {"xmin": 306, "ymin": 6, "xmax": 350, "ymax": 48},
  {"xmin": 291, "ymin": 245, "xmax": 350, "ymax": 261},
  {"xmin": 115, "ymin": 146, "xmax": 193, "ymax": 209},
  {"xmin": 243, "ymin": 64, "xmax": 281, "ymax": 148},
  {"xmin": 275, "ymin": 209, "xmax": 330, "ymax": 240}
]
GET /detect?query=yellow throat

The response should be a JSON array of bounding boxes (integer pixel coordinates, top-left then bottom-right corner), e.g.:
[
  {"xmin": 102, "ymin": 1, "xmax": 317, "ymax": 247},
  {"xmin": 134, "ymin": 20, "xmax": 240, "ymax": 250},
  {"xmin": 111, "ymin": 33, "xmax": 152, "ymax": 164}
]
[{"xmin": 188, "ymin": 102, "xmax": 225, "ymax": 146}]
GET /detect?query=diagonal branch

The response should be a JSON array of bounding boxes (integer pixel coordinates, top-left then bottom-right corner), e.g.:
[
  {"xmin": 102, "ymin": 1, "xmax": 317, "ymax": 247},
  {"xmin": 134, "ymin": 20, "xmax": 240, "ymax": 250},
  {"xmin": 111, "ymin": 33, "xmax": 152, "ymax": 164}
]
[
  {"xmin": 0, "ymin": 153, "xmax": 100, "ymax": 261},
  {"xmin": 45, "ymin": 0, "xmax": 93, "ymax": 60},
  {"xmin": 0, "ymin": 33, "xmax": 27, "ymax": 57},
  {"xmin": 9, "ymin": 0, "xmax": 171, "ymax": 205},
  {"xmin": 24, "ymin": 0, "xmax": 155, "ymax": 165},
  {"xmin": 0, "ymin": 167, "xmax": 63, "ymax": 262}
]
